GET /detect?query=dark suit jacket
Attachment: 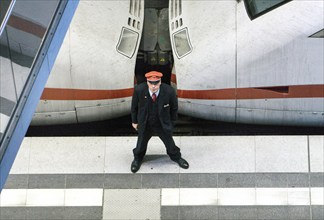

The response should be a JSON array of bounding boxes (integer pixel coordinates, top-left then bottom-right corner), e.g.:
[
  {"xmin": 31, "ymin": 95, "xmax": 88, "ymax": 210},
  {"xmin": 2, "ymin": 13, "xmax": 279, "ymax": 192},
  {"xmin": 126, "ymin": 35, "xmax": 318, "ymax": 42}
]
[{"xmin": 131, "ymin": 82, "xmax": 178, "ymax": 133}]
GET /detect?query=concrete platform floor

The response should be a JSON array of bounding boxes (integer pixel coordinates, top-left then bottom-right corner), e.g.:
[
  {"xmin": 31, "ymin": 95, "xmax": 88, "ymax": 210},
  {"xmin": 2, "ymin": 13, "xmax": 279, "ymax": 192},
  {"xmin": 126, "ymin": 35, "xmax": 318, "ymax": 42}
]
[{"xmin": 1, "ymin": 135, "xmax": 323, "ymax": 219}]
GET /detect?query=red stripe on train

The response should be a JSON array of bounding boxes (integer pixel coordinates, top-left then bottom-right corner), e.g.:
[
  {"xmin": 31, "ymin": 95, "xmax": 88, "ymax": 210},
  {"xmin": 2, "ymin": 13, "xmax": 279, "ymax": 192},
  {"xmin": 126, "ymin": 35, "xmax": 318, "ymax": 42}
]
[
  {"xmin": 177, "ymin": 85, "xmax": 324, "ymax": 100},
  {"xmin": 41, "ymin": 88, "xmax": 134, "ymax": 100},
  {"xmin": 41, "ymin": 84, "xmax": 324, "ymax": 101}
]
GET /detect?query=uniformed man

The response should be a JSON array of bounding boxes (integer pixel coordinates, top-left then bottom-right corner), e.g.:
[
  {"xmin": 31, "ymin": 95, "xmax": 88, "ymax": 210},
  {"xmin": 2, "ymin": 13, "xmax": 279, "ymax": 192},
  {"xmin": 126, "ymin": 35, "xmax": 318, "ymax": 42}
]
[{"xmin": 130, "ymin": 71, "xmax": 189, "ymax": 173}]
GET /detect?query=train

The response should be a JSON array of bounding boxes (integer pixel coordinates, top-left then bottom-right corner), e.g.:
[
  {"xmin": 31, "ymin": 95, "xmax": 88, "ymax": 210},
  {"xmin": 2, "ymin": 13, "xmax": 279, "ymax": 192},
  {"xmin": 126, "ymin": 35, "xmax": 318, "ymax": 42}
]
[{"xmin": 32, "ymin": 0, "xmax": 323, "ymax": 126}]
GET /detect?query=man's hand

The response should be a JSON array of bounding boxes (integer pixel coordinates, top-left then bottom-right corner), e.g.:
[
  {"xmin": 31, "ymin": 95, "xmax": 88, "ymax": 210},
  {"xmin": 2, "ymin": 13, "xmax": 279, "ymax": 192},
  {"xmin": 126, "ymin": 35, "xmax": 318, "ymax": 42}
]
[{"xmin": 132, "ymin": 123, "xmax": 138, "ymax": 130}]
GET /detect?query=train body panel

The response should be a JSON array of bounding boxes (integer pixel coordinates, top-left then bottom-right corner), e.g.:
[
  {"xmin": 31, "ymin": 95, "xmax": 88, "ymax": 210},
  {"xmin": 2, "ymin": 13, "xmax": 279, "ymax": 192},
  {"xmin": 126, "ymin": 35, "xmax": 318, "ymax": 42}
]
[
  {"xmin": 172, "ymin": 1, "xmax": 237, "ymax": 90},
  {"xmin": 236, "ymin": 0, "xmax": 324, "ymax": 126},
  {"xmin": 237, "ymin": 0, "xmax": 323, "ymax": 87},
  {"xmin": 32, "ymin": 1, "xmax": 144, "ymax": 125},
  {"xmin": 172, "ymin": 0, "xmax": 324, "ymax": 126}
]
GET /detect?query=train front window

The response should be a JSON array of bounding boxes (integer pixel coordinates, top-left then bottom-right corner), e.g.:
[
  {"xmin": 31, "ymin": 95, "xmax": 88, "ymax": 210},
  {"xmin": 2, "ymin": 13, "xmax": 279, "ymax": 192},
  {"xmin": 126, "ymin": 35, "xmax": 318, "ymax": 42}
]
[
  {"xmin": 116, "ymin": 27, "xmax": 139, "ymax": 58},
  {"xmin": 244, "ymin": 0, "xmax": 291, "ymax": 20},
  {"xmin": 173, "ymin": 28, "xmax": 192, "ymax": 59}
]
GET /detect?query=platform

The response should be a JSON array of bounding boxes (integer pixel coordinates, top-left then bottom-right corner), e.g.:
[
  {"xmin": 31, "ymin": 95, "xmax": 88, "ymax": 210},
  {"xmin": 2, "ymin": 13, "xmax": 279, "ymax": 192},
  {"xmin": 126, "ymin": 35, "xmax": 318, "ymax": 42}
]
[{"xmin": 1, "ymin": 135, "xmax": 323, "ymax": 220}]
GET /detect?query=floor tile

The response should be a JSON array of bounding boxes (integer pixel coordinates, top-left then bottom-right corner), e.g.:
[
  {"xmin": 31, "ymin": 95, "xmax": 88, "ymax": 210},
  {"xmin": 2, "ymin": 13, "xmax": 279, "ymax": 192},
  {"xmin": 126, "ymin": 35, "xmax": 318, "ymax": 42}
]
[
  {"xmin": 103, "ymin": 189, "xmax": 160, "ymax": 220},
  {"xmin": 179, "ymin": 136, "xmax": 255, "ymax": 173},
  {"xmin": 255, "ymin": 136, "xmax": 308, "ymax": 172},
  {"xmin": 10, "ymin": 138, "xmax": 31, "ymax": 174},
  {"xmin": 180, "ymin": 206, "xmax": 218, "ymax": 220},
  {"xmin": 28, "ymin": 137, "xmax": 106, "ymax": 174},
  {"xmin": 309, "ymin": 135, "xmax": 324, "ymax": 172}
]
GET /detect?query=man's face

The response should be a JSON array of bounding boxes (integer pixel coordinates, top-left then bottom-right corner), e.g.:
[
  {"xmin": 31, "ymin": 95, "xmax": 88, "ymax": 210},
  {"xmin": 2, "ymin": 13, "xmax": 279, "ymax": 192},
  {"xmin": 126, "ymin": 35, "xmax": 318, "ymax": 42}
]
[{"xmin": 147, "ymin": 80, "xmax": 161, "ymax": 93}]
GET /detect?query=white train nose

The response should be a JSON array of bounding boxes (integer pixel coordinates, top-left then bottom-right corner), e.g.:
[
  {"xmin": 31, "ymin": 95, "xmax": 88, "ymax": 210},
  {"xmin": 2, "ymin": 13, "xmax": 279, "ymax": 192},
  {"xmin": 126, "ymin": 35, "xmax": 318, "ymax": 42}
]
[
  {"xmin": 171, "ymin": 0, "xmax": 324, "ymax": 126},
  {"xmin": 30, "ymin": 0, "xmax": 324, "ymax": 126}
]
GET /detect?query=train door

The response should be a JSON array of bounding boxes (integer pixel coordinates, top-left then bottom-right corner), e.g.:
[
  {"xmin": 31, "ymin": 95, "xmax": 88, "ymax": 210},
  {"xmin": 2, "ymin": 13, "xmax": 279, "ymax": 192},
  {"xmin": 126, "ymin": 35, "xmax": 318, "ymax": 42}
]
[{"xmin": 135, "ymin": 0, "xmax": 173, "ymax": 85}]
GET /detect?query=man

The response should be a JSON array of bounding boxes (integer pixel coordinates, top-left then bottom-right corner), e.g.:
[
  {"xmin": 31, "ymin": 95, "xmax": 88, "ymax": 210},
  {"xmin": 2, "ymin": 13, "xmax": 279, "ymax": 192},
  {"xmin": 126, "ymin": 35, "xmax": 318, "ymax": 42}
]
[{"xmin": 130, "ymin": 71, "xmax": 189, "ymax": 173}]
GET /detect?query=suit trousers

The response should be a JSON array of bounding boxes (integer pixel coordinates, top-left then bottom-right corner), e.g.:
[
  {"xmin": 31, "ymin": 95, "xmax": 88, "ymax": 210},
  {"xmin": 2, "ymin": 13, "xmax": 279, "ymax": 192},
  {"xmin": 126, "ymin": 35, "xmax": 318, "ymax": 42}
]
[{"xmin": 133, "ymin": 122, "xmax": 181, "ymax": 161}]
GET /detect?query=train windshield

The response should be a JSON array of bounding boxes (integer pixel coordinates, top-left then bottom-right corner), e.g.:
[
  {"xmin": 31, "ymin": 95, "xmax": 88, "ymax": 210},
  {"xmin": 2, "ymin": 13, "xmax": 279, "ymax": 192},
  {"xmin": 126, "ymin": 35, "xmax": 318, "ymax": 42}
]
[{"xmin": 245, "ymin": 0, "xmax": 291, "ymax": 19}]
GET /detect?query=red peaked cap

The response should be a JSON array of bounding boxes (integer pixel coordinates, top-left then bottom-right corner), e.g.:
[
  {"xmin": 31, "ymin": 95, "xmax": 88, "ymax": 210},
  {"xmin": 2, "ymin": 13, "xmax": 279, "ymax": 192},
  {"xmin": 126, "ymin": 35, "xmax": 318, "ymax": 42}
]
[{"xmin": 145, "ymin": 71, "xmax": 163, "ymax": 81}]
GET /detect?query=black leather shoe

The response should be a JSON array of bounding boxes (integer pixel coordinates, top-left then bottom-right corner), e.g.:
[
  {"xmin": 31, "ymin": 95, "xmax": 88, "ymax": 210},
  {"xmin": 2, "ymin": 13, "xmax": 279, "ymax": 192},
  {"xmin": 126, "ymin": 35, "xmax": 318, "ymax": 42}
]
[
  {"xmin": 172, "ymin": 157, "xmax": 189, "ymax": 169},
  {"xmin": 131, "ymin": 159, "xmax": 142, "ymax": 173}
]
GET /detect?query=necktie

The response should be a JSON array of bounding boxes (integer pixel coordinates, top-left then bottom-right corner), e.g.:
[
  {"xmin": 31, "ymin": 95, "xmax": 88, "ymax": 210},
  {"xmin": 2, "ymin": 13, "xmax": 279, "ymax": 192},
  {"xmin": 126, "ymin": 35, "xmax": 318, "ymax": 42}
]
[{"xmin": 152, "ymin": 93, "xmax": 156, "ymax": 102}]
